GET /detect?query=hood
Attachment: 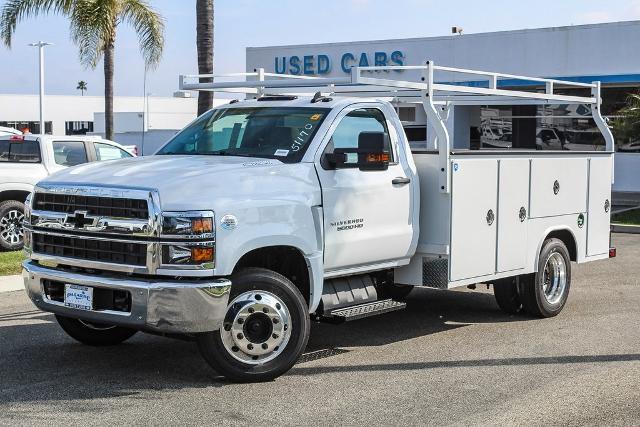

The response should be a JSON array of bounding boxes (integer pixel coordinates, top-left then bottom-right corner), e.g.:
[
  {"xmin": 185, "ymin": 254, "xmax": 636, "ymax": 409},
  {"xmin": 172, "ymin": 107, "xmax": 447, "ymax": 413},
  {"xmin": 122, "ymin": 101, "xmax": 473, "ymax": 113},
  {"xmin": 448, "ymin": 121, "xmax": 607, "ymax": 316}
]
[{"xmin": 39, "ymin": 155, "xmax": 321, "ymax": 212}]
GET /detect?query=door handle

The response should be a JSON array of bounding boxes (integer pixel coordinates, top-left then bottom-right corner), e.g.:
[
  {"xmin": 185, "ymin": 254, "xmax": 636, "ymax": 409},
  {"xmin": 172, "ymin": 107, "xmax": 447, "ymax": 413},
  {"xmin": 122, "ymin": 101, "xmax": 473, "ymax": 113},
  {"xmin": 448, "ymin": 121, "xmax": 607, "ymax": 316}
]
[{"xmin": 392, "ymin": 177, "xmax": 411, "ymax": 185}]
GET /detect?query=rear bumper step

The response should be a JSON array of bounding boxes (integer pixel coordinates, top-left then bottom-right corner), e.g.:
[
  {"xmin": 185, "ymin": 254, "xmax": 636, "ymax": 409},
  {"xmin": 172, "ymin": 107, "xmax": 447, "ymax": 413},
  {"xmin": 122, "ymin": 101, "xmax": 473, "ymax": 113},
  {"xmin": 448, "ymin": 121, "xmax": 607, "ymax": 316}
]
[{"xmin": 329, "ymin": 299, "xmax": 406, "ymax": 322}]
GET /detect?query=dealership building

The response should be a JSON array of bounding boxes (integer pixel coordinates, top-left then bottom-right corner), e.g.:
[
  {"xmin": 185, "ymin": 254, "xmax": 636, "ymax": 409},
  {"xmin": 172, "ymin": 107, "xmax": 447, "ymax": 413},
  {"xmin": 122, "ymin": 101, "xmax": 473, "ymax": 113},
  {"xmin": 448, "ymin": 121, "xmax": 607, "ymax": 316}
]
[{"xmin": 246, "ymin": 20, "xmax": 640, "ymax": 193}]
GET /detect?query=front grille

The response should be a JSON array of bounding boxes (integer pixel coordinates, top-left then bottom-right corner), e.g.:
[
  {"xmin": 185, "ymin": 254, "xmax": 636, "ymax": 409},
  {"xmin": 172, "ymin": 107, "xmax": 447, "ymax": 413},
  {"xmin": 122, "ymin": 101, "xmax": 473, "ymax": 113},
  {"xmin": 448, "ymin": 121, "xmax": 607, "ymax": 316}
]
[
  {"xmin": 33, "ymin": 233, "xmax": 147, "ymax": 266},
  {"xmin": 33, "ymin": 192, "xmax": 148, "ymax": 219}
]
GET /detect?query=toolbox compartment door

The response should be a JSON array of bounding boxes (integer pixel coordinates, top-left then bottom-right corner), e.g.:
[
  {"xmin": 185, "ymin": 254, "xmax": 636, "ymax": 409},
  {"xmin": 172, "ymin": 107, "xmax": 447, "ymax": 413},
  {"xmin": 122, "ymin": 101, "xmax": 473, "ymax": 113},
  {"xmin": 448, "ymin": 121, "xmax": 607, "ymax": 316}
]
[
  {"xmin": 587, "ymin": 157, "xmax": 612, "ymax": 256},
  {"xmin": 529, "ymin": 158, "xmax": 588, "ymax": 218},
  {"xmin": 496, "ymin": 158, "xmax": 530, "ymax": 272},
  {"xmin": 449, "ymin": 159, "xmax": 498, "ymax": 281}
]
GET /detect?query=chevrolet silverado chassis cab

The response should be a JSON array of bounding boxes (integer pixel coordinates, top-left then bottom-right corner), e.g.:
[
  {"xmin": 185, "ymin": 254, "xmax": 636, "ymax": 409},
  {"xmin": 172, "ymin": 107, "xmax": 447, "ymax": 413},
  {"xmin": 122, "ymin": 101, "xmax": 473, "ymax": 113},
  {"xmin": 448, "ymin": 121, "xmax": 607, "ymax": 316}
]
[{"xmin": 22, "ymin": 63, "xmax": 615, "ymax": 382}]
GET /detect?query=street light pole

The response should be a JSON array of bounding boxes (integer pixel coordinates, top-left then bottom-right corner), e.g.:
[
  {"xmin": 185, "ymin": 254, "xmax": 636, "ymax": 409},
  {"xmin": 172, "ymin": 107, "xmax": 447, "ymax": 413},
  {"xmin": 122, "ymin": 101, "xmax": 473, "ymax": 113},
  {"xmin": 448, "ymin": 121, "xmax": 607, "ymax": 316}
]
[{"xmin": 28, "ymin": 41, "xmax": 53, "ymax": 135}]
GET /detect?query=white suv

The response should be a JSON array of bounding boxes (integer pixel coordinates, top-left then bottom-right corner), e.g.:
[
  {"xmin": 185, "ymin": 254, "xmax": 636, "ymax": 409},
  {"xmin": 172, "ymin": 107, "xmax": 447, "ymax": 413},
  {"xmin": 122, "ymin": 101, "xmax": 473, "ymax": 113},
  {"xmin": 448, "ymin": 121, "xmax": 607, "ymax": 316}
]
[{"xmin": 0, "ymin": 134, "xmax": 135, "ymax": 251}]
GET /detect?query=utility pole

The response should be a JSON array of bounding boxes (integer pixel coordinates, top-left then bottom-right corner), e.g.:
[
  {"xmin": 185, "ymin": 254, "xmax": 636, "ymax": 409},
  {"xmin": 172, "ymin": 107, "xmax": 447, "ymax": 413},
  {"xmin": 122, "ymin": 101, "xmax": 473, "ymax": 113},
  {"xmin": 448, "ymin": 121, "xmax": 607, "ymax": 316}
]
[{"xmin": 28, "ymin": 41, "xmax": 53, "ymax": 135}]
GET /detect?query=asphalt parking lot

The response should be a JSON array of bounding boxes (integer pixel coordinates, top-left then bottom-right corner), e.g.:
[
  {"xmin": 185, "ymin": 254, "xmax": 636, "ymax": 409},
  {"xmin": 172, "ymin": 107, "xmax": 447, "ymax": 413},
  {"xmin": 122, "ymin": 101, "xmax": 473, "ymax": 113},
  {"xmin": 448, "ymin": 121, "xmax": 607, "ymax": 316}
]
[{"xmin": 0, "ymin": 234, "xmax": 638, "ymax": 426}]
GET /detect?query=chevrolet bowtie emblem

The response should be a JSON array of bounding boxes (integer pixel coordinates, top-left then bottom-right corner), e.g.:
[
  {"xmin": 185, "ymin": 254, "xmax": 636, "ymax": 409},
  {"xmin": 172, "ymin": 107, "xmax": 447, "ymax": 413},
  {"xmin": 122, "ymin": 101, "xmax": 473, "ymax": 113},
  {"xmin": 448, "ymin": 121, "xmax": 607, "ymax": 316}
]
[{"xmin": 65, "ymin": 211, "xmax": 96, "ymax": 229}]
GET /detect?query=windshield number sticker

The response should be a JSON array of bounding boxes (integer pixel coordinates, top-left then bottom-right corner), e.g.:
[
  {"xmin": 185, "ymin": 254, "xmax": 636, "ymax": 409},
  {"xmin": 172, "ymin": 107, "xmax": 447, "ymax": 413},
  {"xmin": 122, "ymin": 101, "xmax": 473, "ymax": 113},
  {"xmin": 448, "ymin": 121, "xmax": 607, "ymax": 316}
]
[
  {"xmin": 274, "ymin": 149, "xmax": 289, "ymax": 157},
  {"xmin": 291, "ymin": 123, "xmax": 315, "ymax": 152}
]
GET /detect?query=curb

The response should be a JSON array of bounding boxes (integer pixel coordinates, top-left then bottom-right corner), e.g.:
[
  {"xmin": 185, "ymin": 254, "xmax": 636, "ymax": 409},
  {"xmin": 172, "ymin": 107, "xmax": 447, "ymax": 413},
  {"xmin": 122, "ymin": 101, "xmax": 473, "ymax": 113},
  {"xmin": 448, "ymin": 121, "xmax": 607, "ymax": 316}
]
[
  {"xmin": 0, "ymin": 274, "xmax": 24, "ymax": 293},
  {"xmin": 611, "ymin": 224, "xmax": 640, "ymax": 234}
]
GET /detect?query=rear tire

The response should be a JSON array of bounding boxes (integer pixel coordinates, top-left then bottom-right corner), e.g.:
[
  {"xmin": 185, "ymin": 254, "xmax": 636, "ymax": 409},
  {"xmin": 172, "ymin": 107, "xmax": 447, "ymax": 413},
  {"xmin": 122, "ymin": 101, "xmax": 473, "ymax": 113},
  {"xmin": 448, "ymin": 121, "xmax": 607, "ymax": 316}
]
[
  {"xmin": 493, "ymin": 277, "xmax": 523, "ymax": 314},
  {"xmin": 197, "ymin": 268, "xmax": 310, "ymax": 382},
  {"xmin": 520, "ymin": 238, "xmax": 572, "ymax": 318},
  {"xmin": 55, "ymin": 315, "xmax": 137, "ymax": 346},
  {"xmin": 0, "ymin": 200, "xmax": 25, "ymax": 251}
]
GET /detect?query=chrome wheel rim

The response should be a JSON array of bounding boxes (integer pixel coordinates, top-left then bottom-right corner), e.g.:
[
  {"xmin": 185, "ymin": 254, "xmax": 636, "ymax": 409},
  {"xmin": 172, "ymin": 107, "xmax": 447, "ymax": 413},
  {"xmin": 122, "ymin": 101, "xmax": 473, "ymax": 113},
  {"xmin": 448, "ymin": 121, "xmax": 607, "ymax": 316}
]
[
  {"xmin": 542, "ymin": 252, "xmax": 567, "ymax": 305},
  {"xmin": 0, "ymin": 209, "xmax": 24, "ymax": 245},
  {"xmin": 220, "ymin": 290, "xmax": 291, "ymax": 365}
]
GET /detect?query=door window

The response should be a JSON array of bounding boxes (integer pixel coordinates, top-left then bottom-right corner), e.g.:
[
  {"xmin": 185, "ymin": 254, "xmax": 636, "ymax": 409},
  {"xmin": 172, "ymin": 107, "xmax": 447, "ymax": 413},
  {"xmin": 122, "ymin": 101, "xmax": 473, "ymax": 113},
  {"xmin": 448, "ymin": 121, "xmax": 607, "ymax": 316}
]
[
  {"xmin": 52, "ymin": 141, "xmax": 88, "ymax": 166},
  {"xmin": 95, "ymin": 142, "xmax": 133, "ymax": 161},
  {"xmin": 325, "ymin": 108, "xmax": 393, "ymax": 165}
]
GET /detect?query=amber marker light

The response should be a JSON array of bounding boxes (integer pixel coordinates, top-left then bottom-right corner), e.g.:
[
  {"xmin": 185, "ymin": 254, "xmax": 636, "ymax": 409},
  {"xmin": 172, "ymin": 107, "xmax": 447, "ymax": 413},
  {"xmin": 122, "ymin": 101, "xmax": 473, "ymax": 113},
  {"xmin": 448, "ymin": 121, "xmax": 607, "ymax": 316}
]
[{"xmin": 192, "ymin": 217, "xmax": 213, "ymax": 234}]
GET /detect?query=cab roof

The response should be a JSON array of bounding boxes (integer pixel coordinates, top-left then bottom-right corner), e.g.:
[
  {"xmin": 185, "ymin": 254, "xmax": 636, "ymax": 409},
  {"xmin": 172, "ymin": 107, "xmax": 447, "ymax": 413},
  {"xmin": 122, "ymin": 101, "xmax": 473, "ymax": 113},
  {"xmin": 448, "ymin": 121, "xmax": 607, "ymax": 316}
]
[{"xmin": 212, "ymin": 95, "xmax": 388, "ymax": 111}]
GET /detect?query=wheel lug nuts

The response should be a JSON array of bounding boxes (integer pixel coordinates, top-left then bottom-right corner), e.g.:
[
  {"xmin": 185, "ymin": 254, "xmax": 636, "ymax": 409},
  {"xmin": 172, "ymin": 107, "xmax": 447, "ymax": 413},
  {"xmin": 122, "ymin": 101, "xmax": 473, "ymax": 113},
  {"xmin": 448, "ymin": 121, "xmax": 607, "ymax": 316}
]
[
  {"xmin": 262, "ymin": 307, "xmax": 268, "ymax": 313},
  {"xmin": 237, "ymin": 318, "xmax": 244, "ymax": 324},
  {"xmin": 272, "ymin": 318, "xmax": 279, "ymax": 324},
  {"xmin": 248, "ymin": 307, "xmax": 254, "ymax": 314},
  {"xmin": 237, "ymin": 333, "xmax": 244, "ymax": 340},
  {"xmin": 272, "ymin": 333, "xmax": 278, "ymax": 339},
  {"xmin": 247, "ymin": 344, "xmax": 253, "ymax": 350},
  {"xmin": 262, "ymin": 343, "xmax": 268, "ymax": 350}
]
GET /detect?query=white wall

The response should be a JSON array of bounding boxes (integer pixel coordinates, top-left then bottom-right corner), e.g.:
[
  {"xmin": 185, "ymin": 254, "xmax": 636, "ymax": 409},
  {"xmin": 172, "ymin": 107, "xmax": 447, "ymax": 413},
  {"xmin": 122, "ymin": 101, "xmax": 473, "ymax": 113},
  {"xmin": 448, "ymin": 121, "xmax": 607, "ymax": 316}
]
[
  {"xmin": 613, "ymin": 154, "xmax": 640, "ymax": 193},
  {"xmin": 0, "ymin": 94, "xmax": 199, "ymax": 135}
]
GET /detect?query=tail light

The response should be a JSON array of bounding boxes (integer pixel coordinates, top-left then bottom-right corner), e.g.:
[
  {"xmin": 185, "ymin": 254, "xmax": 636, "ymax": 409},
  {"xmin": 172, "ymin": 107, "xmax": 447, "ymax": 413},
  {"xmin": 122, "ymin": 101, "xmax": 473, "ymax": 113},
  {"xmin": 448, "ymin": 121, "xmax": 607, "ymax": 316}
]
[{"xmin": 609, "ymin": 247, "xmax": 617, "ymax": 258}]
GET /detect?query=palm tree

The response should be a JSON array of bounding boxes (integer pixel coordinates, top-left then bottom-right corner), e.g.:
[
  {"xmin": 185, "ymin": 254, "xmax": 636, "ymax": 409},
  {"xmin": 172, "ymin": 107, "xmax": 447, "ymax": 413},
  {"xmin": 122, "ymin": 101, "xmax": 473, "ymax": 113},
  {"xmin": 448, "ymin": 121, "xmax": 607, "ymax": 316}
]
[
  {"xmin": 76, "ymin": 80, "xmax": 88, "ymax": 95},
  {"xmin": 1, "ymin": 0, "xmax": 165, "ymax": 140},
  {"xmin": 196, "ymin": 0, "xmax": 214, "ymax": 116}
]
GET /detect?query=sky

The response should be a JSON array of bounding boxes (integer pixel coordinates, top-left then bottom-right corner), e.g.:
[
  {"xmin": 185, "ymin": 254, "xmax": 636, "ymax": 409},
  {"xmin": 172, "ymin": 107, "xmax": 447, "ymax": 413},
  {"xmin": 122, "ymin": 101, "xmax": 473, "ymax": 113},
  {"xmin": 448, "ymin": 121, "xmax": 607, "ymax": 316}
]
[{"xmin": 0, "ymin": 0, "xmax": 639, "ymax": 97}]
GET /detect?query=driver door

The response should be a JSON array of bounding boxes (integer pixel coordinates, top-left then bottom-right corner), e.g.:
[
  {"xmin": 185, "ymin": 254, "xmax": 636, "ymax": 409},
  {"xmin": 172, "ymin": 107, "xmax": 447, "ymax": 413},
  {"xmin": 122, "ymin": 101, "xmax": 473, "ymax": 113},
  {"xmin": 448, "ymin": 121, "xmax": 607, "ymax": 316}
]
[{"xmin": 316, "ymin": 106, "xmax": 414, "ymax": 272}]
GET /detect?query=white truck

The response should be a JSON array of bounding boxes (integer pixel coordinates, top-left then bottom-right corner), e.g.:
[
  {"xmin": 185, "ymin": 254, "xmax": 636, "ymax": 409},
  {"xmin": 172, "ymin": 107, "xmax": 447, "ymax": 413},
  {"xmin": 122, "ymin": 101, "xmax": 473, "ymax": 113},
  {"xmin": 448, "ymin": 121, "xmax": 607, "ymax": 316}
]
[
  {"xmin": 0, "ymin": 134, "xmax": 134, "ymax": 251},
  {"xmin": 22, "ymin": 63, "xmax": 615, "ymax": 382}
]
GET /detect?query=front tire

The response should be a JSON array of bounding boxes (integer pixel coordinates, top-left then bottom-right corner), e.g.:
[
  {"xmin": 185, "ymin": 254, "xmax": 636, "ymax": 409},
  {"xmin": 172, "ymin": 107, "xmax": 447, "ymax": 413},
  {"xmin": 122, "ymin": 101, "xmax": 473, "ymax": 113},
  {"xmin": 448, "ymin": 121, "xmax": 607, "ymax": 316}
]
[
  {"xmin": 55, "ymin": 315, "xmax": 137, "ymax": 346},
  {"xmin": 520, "ymin": 238, "xmax": 572, "ymax": 318},
  {"xmin": 0, "ymin": 200, "xmax": 25, "ymax": 251},
  {"xmin": 197, "ymin": 268, "xmax": 310, "ymax": 382}
]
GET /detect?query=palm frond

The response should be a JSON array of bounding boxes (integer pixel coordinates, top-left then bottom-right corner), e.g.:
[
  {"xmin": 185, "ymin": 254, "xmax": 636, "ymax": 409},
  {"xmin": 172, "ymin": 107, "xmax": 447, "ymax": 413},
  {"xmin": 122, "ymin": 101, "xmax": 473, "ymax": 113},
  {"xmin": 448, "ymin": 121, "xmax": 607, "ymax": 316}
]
[
  {"xmin": 69, "ymin": 0, "xmax": 118, "ymax": 68},
  {"xmin": 119, "ymin": 0, "xmax": 165, "ymax": 69},
  {"xmin": 1, "ymin": 0, "xmax": 73, "ymax": 47}
]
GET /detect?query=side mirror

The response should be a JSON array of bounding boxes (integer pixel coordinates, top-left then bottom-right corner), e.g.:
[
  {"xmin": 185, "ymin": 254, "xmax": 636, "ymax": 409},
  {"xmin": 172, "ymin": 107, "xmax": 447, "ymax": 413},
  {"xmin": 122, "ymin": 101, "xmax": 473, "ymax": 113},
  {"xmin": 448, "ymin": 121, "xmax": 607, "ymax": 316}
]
[
  {"xmin": 357, "ymin": 131, "xmax": 389, "ymax": 171},
  {"xmin": 322, "ymin": 131, "xmax": 390, "ymax": 171}
]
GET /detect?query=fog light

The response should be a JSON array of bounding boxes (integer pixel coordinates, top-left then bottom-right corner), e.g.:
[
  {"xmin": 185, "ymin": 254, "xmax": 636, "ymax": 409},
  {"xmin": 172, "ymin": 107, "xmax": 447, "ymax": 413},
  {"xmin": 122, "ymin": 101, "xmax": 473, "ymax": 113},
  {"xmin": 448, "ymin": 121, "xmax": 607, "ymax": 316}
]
[
  {"xmin": 192, "ymin": 247, "xmax": 214, "ymax": 263},
  {"xmin": 163, "ymin": 244, "xmax": 215, "ymax": 267}
]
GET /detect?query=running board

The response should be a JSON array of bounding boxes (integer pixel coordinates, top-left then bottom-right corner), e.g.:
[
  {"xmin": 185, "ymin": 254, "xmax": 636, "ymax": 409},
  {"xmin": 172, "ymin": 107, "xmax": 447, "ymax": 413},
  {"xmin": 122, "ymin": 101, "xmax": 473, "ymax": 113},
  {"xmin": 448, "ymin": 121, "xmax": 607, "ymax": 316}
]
[{"xmin": 329, "ymin": 299, "xmax": 406, "ymax": 322}]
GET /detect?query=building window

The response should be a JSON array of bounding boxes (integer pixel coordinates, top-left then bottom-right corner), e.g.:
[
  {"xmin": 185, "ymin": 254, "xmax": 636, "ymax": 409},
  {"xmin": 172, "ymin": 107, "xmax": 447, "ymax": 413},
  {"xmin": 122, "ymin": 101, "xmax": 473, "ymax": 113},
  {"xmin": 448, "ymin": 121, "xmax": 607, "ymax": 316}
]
[
  {"xmin": 0, "ymin": 121, "xmax": 52, "ymax": 134},
  {"xmin": 65, "ymin": 121, "xmax": 94, "ymax": 135}
]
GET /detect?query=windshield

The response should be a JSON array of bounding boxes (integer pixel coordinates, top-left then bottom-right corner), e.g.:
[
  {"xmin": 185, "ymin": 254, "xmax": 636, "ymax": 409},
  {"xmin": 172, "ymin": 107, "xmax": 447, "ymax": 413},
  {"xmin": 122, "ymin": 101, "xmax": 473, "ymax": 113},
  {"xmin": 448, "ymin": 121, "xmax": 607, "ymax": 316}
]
[{"xmin": 156, "ymin": 107, "xmax": 329, "ymax": 162}]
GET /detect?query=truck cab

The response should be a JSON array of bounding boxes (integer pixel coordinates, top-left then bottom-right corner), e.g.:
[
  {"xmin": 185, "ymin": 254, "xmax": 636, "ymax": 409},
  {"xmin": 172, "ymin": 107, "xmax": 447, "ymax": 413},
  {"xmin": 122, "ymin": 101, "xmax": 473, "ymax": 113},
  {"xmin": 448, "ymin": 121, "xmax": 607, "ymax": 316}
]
[{"xmin": 21, "ymin": 63, "xmax": 615, "ymax": 382}]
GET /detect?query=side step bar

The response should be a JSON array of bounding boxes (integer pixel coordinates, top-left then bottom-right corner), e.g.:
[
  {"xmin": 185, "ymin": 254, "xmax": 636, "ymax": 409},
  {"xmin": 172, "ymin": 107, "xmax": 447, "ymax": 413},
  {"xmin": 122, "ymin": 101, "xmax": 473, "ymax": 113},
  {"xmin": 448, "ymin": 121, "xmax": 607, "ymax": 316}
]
[{"xmin": 329, "ymin": 299, "xmax": 406, "ymax": 322}]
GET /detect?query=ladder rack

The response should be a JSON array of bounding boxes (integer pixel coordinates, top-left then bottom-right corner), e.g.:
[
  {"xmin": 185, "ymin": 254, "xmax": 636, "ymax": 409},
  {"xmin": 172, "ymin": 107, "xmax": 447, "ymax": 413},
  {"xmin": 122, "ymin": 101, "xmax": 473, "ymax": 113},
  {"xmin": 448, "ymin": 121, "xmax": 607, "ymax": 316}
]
[{"xmin": 179, "ymin": 61, "xmax": 614, "ymax": 193}]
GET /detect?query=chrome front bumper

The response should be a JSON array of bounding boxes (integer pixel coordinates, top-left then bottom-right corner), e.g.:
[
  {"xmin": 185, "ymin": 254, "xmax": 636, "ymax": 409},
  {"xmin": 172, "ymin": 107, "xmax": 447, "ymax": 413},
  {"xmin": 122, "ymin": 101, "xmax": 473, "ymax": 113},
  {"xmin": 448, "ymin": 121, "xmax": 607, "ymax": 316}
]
[{"xmin": 22, "ymin": 261, "xmax": 231, "ymax": 334}]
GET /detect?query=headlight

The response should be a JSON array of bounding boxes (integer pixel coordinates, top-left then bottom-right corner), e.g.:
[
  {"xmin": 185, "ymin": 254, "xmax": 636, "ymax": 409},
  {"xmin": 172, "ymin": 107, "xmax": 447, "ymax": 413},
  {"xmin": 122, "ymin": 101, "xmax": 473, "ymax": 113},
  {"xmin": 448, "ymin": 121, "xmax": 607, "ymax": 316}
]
[
  {"xmin": 161, "ymin": 211, "xmax": 215, "ymax": 239},
  {"xmin": 161, "ymin": 211, "xmax": 215, "ymax": 269}
]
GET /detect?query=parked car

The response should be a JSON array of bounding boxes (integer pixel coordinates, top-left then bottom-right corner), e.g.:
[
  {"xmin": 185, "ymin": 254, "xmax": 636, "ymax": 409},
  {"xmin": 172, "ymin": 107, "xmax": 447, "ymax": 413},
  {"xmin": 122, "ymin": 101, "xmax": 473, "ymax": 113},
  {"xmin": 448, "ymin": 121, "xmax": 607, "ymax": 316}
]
[
  {"xmin": 0, "ymin": 126, "xmax": 22, "ymax": 137},
  {"xmin": 0, "ymin": 134, "xmax": 135, "ymax": 251}
]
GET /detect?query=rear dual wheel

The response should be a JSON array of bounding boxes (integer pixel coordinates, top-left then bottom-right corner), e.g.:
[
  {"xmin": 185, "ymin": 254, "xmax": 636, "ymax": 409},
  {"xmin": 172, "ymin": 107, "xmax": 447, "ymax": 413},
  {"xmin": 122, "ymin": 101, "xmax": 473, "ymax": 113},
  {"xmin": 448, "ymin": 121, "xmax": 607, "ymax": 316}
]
[
  {"xmin": 197, "ymin": 268, "xmax": 310, "ymax": 382},
  {"xmin": 493, "ymin": 238, "xmax": 571, "ymax": 318}
]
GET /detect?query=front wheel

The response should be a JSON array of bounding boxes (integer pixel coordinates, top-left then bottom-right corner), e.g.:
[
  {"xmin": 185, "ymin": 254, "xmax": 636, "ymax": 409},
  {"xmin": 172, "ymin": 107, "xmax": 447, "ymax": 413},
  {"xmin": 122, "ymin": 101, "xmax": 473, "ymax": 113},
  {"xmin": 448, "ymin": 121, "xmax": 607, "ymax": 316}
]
[
  {"xmin": 197, "ymin": 268, "xmax": 310, "ymax": 382},
  {"xmin": 55, "ymin": 315, "xmax": 137, "ymax": 346},
  {"xmin": 0, "ymin": 200, "xmax": 25, "ymax": 251}
]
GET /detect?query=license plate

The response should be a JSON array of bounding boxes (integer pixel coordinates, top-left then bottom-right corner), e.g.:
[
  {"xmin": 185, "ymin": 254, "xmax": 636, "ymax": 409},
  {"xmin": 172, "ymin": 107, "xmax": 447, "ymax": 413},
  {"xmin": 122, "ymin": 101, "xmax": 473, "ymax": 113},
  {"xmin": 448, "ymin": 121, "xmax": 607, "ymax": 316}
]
[{"xmin": 64, "ymin": 284, "xmax": 93, "ymax": 311}]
